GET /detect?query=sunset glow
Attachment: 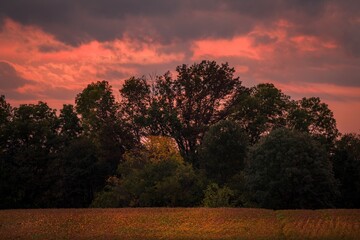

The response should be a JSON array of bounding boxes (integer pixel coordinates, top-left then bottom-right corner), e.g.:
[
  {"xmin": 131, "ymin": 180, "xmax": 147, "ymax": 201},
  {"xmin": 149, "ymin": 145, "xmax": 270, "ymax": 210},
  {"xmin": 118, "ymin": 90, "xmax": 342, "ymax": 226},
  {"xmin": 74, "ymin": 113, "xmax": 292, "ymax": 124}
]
[{"xmin": 0, "ymin": 1, "xmax": 359, "ymax": 133}]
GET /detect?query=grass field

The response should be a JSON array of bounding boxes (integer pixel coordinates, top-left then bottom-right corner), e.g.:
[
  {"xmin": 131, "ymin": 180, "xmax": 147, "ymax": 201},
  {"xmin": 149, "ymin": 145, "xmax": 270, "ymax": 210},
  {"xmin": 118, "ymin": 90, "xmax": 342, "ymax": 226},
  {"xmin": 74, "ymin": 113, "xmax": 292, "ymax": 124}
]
[{"xmin": 0, "ymin": 208, "xmax": 359, "ymax": 239}]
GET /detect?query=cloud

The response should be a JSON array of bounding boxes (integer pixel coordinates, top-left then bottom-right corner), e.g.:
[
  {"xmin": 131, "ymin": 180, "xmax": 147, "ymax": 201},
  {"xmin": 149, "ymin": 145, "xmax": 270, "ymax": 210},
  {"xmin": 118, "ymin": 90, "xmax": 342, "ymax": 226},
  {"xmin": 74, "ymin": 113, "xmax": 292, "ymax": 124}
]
[
  {"xmin": 0, "ymin": 1, "xmax": 359, "ymax": 132},
  {"xmin": 0, "ymin": 2, "xmax": 347, "ymax": 42},
  {"xmin": 38, "ymin": 44, "xmax": 70, "ymax": 53},
  {"xmin": 96, "ymin": 69, "xmax": 129, "ymax": 80},
  {"xmin": 0, "ymin": 61, "xmax": 30, "ymax": 90}
]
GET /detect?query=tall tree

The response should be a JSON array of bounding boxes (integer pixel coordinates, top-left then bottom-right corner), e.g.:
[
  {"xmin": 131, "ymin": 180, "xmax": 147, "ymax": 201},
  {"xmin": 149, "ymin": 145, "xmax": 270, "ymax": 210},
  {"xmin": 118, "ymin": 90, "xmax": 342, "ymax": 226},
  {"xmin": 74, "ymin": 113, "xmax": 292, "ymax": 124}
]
[
  {"xmin": 5, "ymin": 102, "xmax": 60, "ymax": 207},
  {"xmin": 0, "ymin": 96, "xmax": 13, "ymax": 208},
  {"xmin": 245, "ymin": 128, "xmax": 339, "ymax": 209},
  {"xmin": 229, "ymin": 83, "xmax": 291, "ymax": 144},
  {"xmin": 0, "ymin": 95, "xmax": 11, "ymax": 126},
  {"xmin": 120, "ymin": 60, "xmax": 244, "ymax": 164},
  {"xmin": 198, "ymin": 120, "xmax": 248, "ymax": 185},
  {"xmin": 58, "ymin": 104, "xmax": 82, "ymax": 142},
  {"xmin": 333, "ymin": 133, "xmax": 360, "ymax": 208},
  {"xmin": 76, "ymin": 81, "xmax": 135, "ymax": 175},
  {"xmin": 288, "ymin": 97, "xmax": 339, "ymax": 150},
  {"xmin": 0, "ymin": 95, "xmax": 12, "ymax": 158},
  {"xmin": 75, "ymin": 80, "xmax": 118, "ymax": 135},
  {"xmin": 119, "ymin": 77, "xmax": 152, "ymax": 140},
  {"xmin": 55, "ymin": 138, "xmax": 100, "ymax": 208}
]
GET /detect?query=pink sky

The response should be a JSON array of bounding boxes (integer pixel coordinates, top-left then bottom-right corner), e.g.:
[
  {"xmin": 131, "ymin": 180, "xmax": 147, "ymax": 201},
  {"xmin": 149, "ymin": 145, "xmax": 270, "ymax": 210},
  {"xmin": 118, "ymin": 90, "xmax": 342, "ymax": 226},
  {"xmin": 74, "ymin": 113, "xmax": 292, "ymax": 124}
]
[{"xmin": 0, "ymin": 1, "xmax": 359, "ymax": 134}]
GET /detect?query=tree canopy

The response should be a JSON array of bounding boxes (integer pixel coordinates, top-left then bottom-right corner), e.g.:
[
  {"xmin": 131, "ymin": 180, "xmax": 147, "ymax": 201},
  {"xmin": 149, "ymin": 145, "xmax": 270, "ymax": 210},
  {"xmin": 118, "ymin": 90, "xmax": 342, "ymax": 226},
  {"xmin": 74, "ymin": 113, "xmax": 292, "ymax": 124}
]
[
  {"xmin": 332, "ymin": 133, "xmax": 360, "ymax": 208},
  {"xmin": 229, "ymin": 83, "xmax": 291, "ymax": 144},
  {"xmin": 120, "ymin": 60, "xmax": 244, "ymax": 164},
  {"xmin": 198, "ymin": 120, "xmax": 248, "ymax": 185},
  {"xmin": 245, "ymin": 128, "xmax": 339, "ymax": 209},
  {"xmin": 0, "ymin": 60, "xmax": 352, "ymax": 210}
]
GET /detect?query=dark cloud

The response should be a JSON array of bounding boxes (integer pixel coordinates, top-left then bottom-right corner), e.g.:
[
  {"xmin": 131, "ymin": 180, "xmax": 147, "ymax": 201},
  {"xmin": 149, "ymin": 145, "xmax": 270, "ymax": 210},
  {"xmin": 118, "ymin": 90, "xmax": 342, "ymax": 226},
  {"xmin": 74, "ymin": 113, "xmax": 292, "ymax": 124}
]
[
  {"xmin": 4, "ymin": 85, "xmax": 80, "ymax": 102},
  {"xmin": 0, "ymin": 0, "xmax": 359, "ymax": 58},
  {"xmin": 3, "ymin": 90, "xmax": 38, "ymax": 101},
  {"xmin": 39, "ymin": 86, "xmax": 80, "ymax": 101},
  {"xmin": 0, "ymin": 0, "xmax": 180, "ymax": 45},
  {"xmin": 1, "ymin": 0, "xmax": 354, "ymax": 45},
  {"xmin": 38, "ymin": 44, "xmax": 69, "ymax": 53},
  {"xmin": 251, "ymin": 34, "xmax": 278, "ymax": 46},
  {"xmin": 96, "ymin": 69, "xmax": 128, "ymax": 80},
  {"xmin": 0, "ymin": 62, "xmax": 30, "ymax": 90}
]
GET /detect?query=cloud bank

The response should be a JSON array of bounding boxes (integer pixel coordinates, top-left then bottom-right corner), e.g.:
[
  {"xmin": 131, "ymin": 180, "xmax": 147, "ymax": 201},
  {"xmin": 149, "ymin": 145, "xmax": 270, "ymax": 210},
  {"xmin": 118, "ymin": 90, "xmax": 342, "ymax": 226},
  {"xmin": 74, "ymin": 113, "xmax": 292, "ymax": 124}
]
[{"xmin": 0, "ymin": 0, "xmax": 359, "ymax": 133}]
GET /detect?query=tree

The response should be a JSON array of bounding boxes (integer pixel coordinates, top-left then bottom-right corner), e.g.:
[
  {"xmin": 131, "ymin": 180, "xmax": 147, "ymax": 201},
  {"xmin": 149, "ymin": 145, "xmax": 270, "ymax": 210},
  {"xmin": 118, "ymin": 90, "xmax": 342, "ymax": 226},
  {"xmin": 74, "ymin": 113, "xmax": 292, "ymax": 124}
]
[
  {"xmin": 288, "ymin": 97, "xmax": 339, "ymax": 151},
  {"xmin": 58, "ymin": 104, "xmax": 82, "ymax": 142},
  {"xmin": 75, "ymin": 80, "xmax": 118, "ymax": 134},
  {"xmin": 0, "ymin": 95, "xmax": 13, "ymax": 208},
  {"xmin": 0, "ymin": 95, "xmax": 11, "ymax": 126},
  {"xmin": 76, "ymin": 80, "xmax": 135, "ymax": 176},
  {"xmin": 119, "ymin": 76, "xmax": 152, "ymax": 140},
  {"xmin": 53, "ymin": 138, "xmax": 100, "ymax": 208},
  {"xmin": 92, "ymin": 136, "xmax": 205, "ymax": 207},
  {"xmin": 142, "ymin": 135, "xmax": 183, "ymax": 163},
  {"xmin": 120, "ymin": 60, "xmax": 244, "ymax": 165},
  {"xmin": 4, "ymin": 102, "xmax": 60, "ymax": 207},
  {"xmin": 245, "ymin": 128, "xmax": 339, "ymax": 209},
  {"xmin": 229, "ymin": 83, "xmax": 291, "ymax": 144},
  {"xmin": 0, "ymin": 95, "xmax": 12, "ymax": 161},
  {"xmin": 198, "ymin": 120, "xmax": 248, "ymax": 185},
  {"xmin": 332, "ymin": 133, "xmax": 360, "ymax": 208}
]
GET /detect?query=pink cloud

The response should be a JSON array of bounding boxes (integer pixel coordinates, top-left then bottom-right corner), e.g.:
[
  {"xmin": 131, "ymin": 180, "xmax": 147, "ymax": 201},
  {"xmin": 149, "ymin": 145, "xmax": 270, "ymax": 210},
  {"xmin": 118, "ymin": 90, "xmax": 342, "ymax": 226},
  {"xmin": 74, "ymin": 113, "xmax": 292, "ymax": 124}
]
[
  {"xmin": 192, "ymin": 36, "xmax": 264, "ymax": 60},
  {"xmin": 0, "ymin": 19, "xmax": 185, "ymax": 105},
  {"xmin": 1, "ymin": 17, "xmax": 359, "ymax": 133}
]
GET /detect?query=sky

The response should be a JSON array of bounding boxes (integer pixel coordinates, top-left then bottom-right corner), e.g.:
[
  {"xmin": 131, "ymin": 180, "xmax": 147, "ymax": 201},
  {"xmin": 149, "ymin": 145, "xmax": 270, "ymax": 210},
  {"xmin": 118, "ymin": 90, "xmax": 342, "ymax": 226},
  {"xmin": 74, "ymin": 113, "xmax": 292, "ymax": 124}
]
[{"xmin": 0, "ymin": 0, "xmax": 359, "ymax": 134}]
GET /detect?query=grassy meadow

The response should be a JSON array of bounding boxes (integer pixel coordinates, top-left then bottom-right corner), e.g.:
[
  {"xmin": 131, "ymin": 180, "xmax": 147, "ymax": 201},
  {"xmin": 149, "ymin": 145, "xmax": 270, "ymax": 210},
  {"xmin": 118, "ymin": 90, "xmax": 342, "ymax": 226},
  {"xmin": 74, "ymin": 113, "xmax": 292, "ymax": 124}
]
[{"xmin": 0, "ymin": 208, "xmax": 359, "ymax": 240}]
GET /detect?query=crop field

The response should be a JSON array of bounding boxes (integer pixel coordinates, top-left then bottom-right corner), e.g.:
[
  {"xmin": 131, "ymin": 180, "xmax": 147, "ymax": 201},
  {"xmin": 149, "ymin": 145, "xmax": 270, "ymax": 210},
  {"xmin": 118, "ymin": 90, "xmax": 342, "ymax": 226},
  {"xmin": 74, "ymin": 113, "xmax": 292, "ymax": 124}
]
[{"xmin": 0, "ymin": 208, "xmax": 359, "ymax": 240}]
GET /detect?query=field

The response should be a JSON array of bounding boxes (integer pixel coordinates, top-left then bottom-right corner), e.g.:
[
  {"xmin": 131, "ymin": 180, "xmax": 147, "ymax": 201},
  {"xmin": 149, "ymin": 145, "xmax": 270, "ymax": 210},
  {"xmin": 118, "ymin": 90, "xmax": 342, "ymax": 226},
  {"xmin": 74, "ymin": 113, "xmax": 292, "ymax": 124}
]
[{"xmin": 0, "ymin": 208, "xmax": 359, "ymax": 240}]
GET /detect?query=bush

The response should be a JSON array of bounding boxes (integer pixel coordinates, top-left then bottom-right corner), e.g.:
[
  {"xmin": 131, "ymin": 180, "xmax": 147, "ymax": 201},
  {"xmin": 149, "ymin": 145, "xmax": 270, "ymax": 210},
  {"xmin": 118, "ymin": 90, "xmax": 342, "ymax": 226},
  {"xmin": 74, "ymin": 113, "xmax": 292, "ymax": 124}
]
[{"xmin": 203, "ymin": 183, "xmax": 235, "ymax": 207}]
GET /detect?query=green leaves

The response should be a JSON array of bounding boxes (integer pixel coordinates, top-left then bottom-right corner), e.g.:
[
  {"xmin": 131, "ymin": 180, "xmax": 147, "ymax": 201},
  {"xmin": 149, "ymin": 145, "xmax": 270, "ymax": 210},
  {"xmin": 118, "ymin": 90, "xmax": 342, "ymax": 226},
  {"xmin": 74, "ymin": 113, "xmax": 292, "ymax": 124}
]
[
  {"xmin": 229, "ymin": 83, "xmax": 291, "ymax": 144},
  {"xmin": 75, "ymin": 80, "xmax": 118, "ymax": 134},
  {"xmin": 245, "ymin": 128, "xmax": 339, "ymax": 209},
  {"xmin": 203, "ymin": 183, "xmax": 235, "ymax": 207},
  {"xmin": 333, "ymin": 133, "xmax": 360, "ymax": 208},
  {"xmin": 288, "ymin": 97, "xmax": 339, "ymax": 150},
  {"xmin": 120, "ymin": 61, "xmax": 243, "ymax": 164},
  {"xmin": 198, "ymin": 120, "xmax": 248, "ymax": 184}
]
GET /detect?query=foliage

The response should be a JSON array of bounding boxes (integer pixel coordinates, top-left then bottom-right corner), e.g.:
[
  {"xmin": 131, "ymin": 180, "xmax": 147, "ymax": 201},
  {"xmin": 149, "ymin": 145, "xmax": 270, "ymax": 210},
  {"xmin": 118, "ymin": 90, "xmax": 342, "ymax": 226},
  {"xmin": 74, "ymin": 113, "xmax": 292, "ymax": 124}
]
[
  {"xmin": 0, "ymin": 61, "xmax": 354, "ymax": 209},
  {"xmin": 75, "ymin": 80, "xmax": 117, "ymax": 134},
  {"xmin": 203, "ymin": 183, "xmax": 235, "ymax": 207},
  {"xmin": 93, "ymin": 136, "xmax": 205, "ymax": 207},
  {"xmin": 58, "ymin": 104, "xmax": 82, "ymax": 141},
  {"xmin": 142, "ymin": 135, "xmax": 183, "ymax": 163},
  {"xmin": 198, "ymin": 120, "xmax": 248, "ymax": 185},
  {"xmin": 0, "ymin": 96, "xmax": 13, "ymax": 208},
  {"xmin": 288, "ymin": 97, "xmax": 339, "ymax": 151},
  {"xmin": 76, "ymin": 80, "xmax": 135, "ymax": 176},
  {"xmin": 0, "ymin": 95, "xmax": 11, "ymax": 126},
  {"xmin": 332, "ymin": 133, "xmax": 360, "ymax": 208},
  {"xmin": 120, "ymin": 60, "xmax": 244, "ymax": 164},
  {"xmin": 229, "ymin": 83, "xmax": 291, "ymax": 144},
  {"xmin": 1, "ymin": 102, "xmax": 59, "ymax": 208},
  {"xmin": 53, "ymin": 138, "xmax": 100, "ymax": 208},
  {"xmin": 119, "ymin": 76, "xmax": 152, "ymax": 139},
  {"xmin": 119, "ymin": 158, "xmax": 204, "ymax": 207},
  {"xmin": 90, "ymin": 177, "xmax": 126, "ymax": 208},
  {"xmin": 245, "ymin": 128, "xmax": 339, "ymax": 209}
]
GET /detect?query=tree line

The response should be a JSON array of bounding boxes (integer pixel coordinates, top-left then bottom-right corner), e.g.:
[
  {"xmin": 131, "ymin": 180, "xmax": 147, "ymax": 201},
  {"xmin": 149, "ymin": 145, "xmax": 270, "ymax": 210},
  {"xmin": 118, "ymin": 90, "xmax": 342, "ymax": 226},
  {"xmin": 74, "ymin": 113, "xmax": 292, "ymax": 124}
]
[{"xmin": 1, "ymin": 60, "xmax": 359, "ymax": 209}]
